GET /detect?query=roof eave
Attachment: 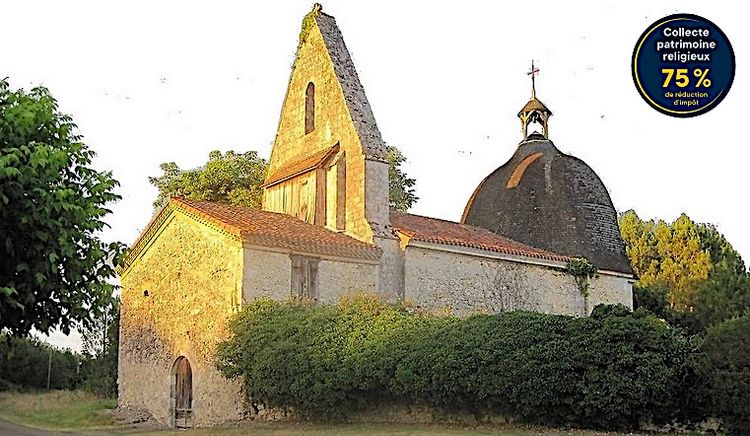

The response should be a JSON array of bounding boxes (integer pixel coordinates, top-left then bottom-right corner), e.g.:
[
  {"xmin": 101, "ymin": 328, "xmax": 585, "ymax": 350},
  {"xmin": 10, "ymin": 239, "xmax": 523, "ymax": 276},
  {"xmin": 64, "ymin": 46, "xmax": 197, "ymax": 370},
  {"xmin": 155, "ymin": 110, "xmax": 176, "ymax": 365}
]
[{"xmin": 405, "ymin": 239, "xmax": 569, "ymax": 268}]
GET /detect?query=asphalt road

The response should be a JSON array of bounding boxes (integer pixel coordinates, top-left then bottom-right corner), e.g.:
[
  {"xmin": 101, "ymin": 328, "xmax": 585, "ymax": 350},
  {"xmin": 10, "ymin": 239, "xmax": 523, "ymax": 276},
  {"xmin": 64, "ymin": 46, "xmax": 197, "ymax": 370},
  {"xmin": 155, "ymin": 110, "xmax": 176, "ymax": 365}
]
[{"xmin": 0, "ymin": 419, "xmax": 59, "ymax": 436}]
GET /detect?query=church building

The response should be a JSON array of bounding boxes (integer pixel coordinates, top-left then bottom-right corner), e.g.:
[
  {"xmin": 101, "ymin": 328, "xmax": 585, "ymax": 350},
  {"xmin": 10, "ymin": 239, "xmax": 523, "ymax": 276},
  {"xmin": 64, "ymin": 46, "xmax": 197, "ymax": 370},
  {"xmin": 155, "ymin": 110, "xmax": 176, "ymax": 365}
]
[{"xmin": 117, "ymin": 4, "xmax": 634, "ymax": 427}]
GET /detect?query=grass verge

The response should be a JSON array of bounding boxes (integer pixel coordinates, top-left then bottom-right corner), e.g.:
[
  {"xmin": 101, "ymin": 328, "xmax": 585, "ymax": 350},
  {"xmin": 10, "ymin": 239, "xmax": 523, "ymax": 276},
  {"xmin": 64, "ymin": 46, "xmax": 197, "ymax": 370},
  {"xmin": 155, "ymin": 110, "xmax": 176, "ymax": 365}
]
[
  {"xmin": 0, "ymin": 391, "xmax": 643, "ymax": 435},
  {"xmin": 0, "ymin": 390, "xmax": 117, "ymax": 431},
  {"xmin": 141, "ymin": 422, "xmax": 641, "ymax": 436}
]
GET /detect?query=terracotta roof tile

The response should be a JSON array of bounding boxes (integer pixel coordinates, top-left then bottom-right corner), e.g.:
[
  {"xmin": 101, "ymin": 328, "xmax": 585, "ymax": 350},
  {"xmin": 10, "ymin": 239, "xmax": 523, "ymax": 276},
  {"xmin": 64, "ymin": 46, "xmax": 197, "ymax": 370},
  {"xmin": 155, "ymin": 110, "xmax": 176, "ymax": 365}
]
[
  {"xmin": 390, "ymin": 211, "xmax": 569, "ymax": 263},
  {"xmin": 263, "ymin": 145, "xmax": 339, "ymax": 187},
  {"xmin": 174, "ymin": 198, "xmax": 381, "ymax": 260}
]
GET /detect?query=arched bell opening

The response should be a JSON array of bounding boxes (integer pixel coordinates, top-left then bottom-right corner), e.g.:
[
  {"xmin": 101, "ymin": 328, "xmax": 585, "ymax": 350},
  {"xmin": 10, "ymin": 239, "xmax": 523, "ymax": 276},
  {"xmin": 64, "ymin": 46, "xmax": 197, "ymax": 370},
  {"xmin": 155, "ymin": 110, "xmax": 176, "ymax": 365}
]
[{"xmin": 521, "ymin": 110, "xmax": 549, "ymax": 139}]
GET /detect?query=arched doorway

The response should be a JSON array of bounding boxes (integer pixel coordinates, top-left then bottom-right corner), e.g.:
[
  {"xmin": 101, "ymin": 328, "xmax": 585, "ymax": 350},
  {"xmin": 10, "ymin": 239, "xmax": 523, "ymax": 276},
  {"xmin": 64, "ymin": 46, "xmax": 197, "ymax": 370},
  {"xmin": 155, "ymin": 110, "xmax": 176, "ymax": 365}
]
[{"xmin": 172, "ymin": 356, "xmax": 193, "ymax": 428}]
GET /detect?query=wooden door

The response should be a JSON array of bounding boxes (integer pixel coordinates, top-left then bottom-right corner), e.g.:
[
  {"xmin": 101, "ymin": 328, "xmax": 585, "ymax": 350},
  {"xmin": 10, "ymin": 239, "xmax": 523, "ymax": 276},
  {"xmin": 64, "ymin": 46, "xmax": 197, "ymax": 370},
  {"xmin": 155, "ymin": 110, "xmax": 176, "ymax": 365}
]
[{"xmin": 174, "ymin": 357, "xmax": 192, "ymax": 427}]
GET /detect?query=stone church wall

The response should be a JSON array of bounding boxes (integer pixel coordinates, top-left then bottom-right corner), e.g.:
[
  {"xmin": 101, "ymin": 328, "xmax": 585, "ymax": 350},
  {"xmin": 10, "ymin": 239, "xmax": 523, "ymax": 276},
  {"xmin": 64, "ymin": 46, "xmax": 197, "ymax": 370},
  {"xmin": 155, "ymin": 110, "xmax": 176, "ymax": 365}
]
[
  {"xmin": 118, "ymin": 212, "xmax": 244, "ymax": 427},
  {"xmin": 243, "ymin": 249, "xmax": 292, "ymax": 301},
  {"xmin": 243, "ymin": 247, "xmax": 378, "ymax": 303},
  {"xmin": 403, "ymin": 245, "xmax": 631, "ymax": 316},
  {"xmin": 318, "ymin": 258, "xmax": 379, "ymax": 303},
  {"xmin": 587, "ymin": 272, "xmax": 634, "ymax": 310}
]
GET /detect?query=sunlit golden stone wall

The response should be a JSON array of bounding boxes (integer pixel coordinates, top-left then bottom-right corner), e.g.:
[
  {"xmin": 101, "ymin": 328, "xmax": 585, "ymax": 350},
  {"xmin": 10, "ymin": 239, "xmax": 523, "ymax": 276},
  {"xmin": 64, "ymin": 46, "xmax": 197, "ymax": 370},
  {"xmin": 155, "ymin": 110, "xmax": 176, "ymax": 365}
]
[
  {"xmin": 265, "ymin": 21, "xmax": 372, "ymax": 243},
  {"xmin": 118, "ymin": 211, "xmax": 244, "ymax": 426}
]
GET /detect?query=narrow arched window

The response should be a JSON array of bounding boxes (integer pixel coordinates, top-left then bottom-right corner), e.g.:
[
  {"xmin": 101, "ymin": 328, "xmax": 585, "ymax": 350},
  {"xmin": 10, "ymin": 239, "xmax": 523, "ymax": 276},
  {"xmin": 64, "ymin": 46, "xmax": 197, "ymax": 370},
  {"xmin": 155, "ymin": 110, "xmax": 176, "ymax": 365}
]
[{"xmin": 305, "ymin": 82, "xmax": 315, "ymax": 134}]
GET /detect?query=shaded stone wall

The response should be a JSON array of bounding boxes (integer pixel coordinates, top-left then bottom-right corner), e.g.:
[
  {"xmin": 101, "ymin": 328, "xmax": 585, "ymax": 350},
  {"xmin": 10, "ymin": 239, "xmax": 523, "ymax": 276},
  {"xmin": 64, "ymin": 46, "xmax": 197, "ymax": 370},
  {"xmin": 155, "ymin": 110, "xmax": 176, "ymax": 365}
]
[
  {"xmin": 318, "ymin": 258, "xmax": 378, "ymax": 303},
  {"xmin": 374, "ymin": 236, "xmax": 404, "ymax": 301},
  {"xmin": 118, "ymin": 212, "xmax": 244, "ymax": 426},
  {"xmin": 364, "ymin": 160, "xmax": 391, "ymax": 238},
  {"xmin": 588, "ymin": 272, "xmax": 634, "ymax": 310},
  {"xmin": 243, "ymin": 247, "xmax": 378, "ymax": 303},
  {"xmin": 243, "ymin": 249, "xmax": 292, "ymax": 301},
  {"xmin": 242, "ymin": 241, "xmax": 632, "ymax": 317},
  {"xmin": 403, "ymin": 245, "xmax": 631, "ymax": 316}
]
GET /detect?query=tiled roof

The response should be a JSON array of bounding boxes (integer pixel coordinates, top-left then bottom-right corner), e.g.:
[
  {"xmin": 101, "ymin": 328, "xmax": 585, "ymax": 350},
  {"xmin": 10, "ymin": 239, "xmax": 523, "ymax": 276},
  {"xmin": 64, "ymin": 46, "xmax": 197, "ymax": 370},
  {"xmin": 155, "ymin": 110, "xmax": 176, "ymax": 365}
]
[
  {"xmin": 262, "ymin": 145, "xmax": 339, "ymax": 188},
  {"xmin": 175, "ymin": 198, "xmax": 381, "ymax": 260},
  {"xmin": 120, "ymin": 198, "xmax": 382, "ymax": 272},
  {"xmin": 390, "ymin": 211, "xmax": 569, "ymax": 263}
]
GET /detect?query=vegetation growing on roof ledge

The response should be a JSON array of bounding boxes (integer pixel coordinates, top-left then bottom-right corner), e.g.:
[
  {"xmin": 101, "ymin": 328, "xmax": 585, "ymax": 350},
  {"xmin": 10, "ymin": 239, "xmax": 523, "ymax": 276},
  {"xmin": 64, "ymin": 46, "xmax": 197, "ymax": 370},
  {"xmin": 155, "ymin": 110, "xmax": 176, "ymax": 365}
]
[
  {"xmin": 563, "ymin": 257, "xmax": 598, "ymax": 299},
  {"xmin": 297, "ymin": 3, "xmax": 323, "ymax": 57}
]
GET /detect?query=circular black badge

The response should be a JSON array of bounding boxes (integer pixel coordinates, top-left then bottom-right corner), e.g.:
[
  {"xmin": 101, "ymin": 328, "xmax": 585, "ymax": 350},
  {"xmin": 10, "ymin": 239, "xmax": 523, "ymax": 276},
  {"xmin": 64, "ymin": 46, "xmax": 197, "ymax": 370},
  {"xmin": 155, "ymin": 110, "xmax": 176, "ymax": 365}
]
[{"xmin": 632, "ymin": 13, "xmax": 735, "ymax": 117}]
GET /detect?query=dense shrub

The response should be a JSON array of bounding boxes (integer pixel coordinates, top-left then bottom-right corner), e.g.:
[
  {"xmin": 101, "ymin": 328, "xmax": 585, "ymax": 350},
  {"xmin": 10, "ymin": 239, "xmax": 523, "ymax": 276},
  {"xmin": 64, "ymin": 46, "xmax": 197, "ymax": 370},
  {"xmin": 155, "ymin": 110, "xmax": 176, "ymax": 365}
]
[
  {"xmin": 216, "ymin": 297, "xmax": 451, "ymax": 417},
  {"xmin": 694, "ymin": 315, "xmax": 750, "ymax": 434},
  {"xmin": 217, "ymin": 296, "xmax": 691, "ymax": 429},
  {"xmin": 633, "ymin": 284, "xmax": 670, "ymax": 318}
]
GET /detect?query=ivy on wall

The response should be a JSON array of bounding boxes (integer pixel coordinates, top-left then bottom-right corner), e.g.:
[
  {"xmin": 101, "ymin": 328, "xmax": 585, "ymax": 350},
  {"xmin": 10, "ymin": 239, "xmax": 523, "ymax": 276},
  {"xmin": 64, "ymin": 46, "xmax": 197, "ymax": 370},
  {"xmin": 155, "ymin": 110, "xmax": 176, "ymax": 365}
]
[{"xmin": 563, "ymin": 257, "xmax": 598, "ymax": 299}]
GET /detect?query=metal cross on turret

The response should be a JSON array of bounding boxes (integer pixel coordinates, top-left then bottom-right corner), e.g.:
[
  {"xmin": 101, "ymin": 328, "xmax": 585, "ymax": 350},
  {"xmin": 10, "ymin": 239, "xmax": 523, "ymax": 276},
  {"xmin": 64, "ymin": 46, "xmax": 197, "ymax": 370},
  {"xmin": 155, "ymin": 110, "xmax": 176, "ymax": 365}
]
[
  {"xmin": 528, "ymin": 61, "xmax": 540, "ymax": 98},
  {"xmin": 518, "ymin": 61, "xmax": 552, "ymax": 140}
]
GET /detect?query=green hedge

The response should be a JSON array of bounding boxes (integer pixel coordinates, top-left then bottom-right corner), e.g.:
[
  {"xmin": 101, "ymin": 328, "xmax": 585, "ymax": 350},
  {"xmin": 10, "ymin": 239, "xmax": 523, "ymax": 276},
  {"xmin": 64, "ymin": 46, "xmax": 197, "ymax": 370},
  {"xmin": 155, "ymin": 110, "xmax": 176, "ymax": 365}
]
[
  {"xmin": 217, "ymin": 296, "xmax": 692, "ymax": 429},
  {"xmin": 694, "ymin": 314, "xmax": 750, "ymax": 433}
]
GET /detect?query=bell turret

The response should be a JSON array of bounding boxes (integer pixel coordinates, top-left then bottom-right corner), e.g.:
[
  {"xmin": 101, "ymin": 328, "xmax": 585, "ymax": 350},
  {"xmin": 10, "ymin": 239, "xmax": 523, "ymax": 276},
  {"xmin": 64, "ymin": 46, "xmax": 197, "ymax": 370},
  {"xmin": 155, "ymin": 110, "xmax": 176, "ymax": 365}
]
[{"xmin": 518, "ymin": 61, "xmax": 552, "ymax": 140}]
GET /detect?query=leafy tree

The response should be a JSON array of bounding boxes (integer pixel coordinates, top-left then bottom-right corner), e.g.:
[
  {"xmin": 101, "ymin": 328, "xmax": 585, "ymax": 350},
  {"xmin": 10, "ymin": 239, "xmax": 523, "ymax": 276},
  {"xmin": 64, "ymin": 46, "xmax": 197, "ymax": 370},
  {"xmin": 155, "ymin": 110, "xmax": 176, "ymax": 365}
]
[
  {"xmin": 80, "ymin": 297, "xmax": 119, "ymax": 358},
  {"xmin": 149, "ymin": 150, "xmax": 268, "ymax": 209},
  {"xmin": 623, "ymin": 211, "xmax": 750, "ymax": 335},
  {"xmin": 632, "ymin": 283, "xmax": 670, "ymax": 319},
  {"xmin": 0, "ymin": 80, "xmax": 123, "ymax": 336},
  {"xmin": 149, "ymin": 145, "xmax": 419, "ymax": 212},
  {"xmin": 386, "ymin": 145, "xmax": 418, "ymax": 212},
  {"xmin": 619, "ymin": 211, "xmax": 712, "ymax": 310}
]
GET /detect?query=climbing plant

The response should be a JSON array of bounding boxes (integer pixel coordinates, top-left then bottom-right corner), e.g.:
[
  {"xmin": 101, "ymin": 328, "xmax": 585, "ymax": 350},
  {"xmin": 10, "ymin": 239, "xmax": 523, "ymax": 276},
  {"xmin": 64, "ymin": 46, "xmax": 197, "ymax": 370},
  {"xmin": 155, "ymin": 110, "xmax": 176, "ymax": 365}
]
[{"xmin": 564, "ymin": 257, "xmax": 598, "ymax": 299}]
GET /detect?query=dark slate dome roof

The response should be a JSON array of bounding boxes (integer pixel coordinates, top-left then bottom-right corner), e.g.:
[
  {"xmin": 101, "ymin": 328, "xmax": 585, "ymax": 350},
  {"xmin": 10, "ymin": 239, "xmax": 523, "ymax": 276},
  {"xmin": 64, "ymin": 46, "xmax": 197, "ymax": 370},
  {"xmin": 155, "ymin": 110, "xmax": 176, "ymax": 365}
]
[{"xmin": 461, "ymin": 135, "xmax": 633, "ymax": 274}]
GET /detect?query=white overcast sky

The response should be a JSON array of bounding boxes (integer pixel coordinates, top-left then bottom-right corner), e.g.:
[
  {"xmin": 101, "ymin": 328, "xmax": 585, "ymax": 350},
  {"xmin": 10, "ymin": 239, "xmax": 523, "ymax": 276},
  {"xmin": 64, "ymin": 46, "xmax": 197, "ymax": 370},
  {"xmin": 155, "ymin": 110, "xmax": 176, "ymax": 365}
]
[{"xmin": 3, "ymin": 1, "xmax": 747, "ymax": 351}]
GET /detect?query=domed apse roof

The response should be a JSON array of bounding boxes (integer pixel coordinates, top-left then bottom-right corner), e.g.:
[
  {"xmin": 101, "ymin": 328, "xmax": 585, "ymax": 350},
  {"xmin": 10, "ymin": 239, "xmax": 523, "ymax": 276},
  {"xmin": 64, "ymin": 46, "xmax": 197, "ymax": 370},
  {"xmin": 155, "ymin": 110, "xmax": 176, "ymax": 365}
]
[{"xmin": 461, "ymin": 136, "xmax": 633, "ymax": 274}]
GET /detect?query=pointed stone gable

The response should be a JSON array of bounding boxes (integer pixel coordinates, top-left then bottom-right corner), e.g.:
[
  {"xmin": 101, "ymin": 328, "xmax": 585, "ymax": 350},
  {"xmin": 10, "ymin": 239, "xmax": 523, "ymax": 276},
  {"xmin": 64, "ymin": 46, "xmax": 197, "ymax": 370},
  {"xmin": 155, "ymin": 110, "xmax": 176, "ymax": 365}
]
[
  {"xmin": 314, "ymin": 12, "xmax": 386, "ymax": 162},
  {"xmin": 263, "ymin": 5, "xmax": 391, "ymax": 245},
  {"xmin": 266, "ymin": 7, "xmax": 386, "ymax": 177}
]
